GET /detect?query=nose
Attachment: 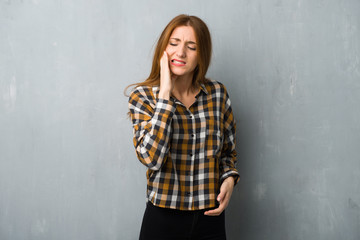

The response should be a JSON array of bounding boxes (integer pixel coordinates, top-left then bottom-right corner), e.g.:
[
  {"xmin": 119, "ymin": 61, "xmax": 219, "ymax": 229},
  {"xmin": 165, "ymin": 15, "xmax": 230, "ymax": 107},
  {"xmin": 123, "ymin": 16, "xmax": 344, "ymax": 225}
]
[{"xmin": 176, "ymin": 44, "xmax": 186, "ymax": 58}]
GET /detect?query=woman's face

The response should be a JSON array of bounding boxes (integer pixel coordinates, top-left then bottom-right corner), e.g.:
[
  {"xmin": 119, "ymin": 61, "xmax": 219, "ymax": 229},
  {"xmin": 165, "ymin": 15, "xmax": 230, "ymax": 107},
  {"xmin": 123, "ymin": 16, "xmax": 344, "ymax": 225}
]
[{"xmin": 165, "ymin": 26, "xmax": 198, "ymax": 78}]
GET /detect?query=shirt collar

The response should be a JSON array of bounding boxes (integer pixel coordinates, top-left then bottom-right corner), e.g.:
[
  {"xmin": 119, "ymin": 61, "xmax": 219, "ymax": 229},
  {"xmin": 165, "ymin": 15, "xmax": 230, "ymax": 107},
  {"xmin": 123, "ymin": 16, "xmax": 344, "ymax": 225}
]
[
  {"xmin": 199, "ymin": 83, "xmax": 208, "ymax": 95},
  {"xmin": 153, "ymin": 83, "xmax": 208, "ymax": 99}
]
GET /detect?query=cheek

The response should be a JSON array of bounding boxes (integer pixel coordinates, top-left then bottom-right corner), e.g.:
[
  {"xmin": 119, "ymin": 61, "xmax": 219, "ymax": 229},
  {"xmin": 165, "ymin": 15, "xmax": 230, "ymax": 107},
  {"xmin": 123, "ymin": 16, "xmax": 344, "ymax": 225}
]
[
  {"xmin": 165, "ymin": 46, "xmax": 174, "ymax": 55},
  {"xmin": 190, "ymin": 55, "xmax": 198, "ymax": 67}
]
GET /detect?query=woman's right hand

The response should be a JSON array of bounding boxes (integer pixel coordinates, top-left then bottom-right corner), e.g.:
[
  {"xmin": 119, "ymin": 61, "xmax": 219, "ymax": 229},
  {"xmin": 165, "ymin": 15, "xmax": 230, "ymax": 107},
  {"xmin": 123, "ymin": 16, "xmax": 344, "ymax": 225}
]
[{"xmin": 159, "ymin": 51, "xmax": 175, "ymax": 99}]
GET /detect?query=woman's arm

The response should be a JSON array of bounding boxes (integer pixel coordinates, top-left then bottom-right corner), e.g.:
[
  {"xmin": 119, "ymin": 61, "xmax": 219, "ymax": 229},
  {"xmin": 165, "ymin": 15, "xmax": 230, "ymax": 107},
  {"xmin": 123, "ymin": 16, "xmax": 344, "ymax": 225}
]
[
  {"xmin": 219, "ymin": 85, "xmax": 240, "ymax": 184},
  {"xmin": 128, "ymin": 51, "xmax": 176, "ymax": 171},
  {"xmin": 128, "ymin": 89, "xmax": 176, "ymax": 170}
]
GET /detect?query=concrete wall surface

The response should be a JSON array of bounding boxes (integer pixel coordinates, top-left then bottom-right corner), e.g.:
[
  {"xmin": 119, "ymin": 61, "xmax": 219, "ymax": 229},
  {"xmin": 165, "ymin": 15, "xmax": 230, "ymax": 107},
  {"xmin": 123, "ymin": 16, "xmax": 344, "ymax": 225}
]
[{"xmin": 1, "ymin": 0, "xmax": 359, "ymax": 239}]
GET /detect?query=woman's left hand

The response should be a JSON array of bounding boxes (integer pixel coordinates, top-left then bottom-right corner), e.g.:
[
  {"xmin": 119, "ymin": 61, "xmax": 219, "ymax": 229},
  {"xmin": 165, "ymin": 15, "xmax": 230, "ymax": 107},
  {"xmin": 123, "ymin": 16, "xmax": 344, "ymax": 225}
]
[{"xmin": 204, "ymin": 177, "xmax": 235, "ymax": 216}]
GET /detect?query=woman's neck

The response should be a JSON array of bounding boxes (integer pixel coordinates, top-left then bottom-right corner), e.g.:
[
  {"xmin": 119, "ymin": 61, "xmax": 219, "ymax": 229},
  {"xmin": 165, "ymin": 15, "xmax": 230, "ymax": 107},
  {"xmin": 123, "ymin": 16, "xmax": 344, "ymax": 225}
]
[{"xmin": 172, "ymin": 74, "xmax": 196, "ymax": 97}]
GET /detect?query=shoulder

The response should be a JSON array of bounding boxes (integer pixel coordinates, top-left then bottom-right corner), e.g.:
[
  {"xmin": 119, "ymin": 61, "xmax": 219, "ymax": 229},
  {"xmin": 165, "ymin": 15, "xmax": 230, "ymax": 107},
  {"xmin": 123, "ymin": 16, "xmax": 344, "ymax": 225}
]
[
  {"xmin": 203, "ymin": 79, "xmax": 229, "ymax": 95},
  {"xmin": 129, "ymin": 85, "xmax": 159, "ymax": 102}
]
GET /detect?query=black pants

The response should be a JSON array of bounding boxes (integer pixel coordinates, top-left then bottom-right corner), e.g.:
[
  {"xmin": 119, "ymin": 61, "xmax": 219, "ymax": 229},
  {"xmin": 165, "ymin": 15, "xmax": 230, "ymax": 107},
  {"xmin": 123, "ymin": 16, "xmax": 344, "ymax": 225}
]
[{"xmin": 139, "ymin": 201, "xmax": 226, "ymax": 240}]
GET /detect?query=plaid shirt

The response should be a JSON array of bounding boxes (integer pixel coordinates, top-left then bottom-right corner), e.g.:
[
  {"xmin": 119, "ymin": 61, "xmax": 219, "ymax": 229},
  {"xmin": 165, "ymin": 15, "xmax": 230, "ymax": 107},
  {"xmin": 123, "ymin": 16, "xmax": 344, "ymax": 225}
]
[{"xmin": 128, "ymin": 79, "xmax": 239, "ymax": 210}]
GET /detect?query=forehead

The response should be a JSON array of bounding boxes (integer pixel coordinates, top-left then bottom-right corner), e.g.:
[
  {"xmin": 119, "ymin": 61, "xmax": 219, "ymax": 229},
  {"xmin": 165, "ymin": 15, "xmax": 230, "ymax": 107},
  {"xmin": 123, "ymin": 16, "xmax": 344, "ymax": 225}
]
[{"xmin": 170, "ymin": 26, "xmax": 196, "ymax": 42}]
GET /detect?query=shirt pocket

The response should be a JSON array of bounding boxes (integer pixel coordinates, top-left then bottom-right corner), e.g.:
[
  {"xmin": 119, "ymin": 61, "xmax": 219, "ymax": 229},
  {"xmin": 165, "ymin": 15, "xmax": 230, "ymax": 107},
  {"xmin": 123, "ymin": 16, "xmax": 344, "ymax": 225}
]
[{"xmin": 205, "ymin": 116, "xmax": 223, "ymax": 154}]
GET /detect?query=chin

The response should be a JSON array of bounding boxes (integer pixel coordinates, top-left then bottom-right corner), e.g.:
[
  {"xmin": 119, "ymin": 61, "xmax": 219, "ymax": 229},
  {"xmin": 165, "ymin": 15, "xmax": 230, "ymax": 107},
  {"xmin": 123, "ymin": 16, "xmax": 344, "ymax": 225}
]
[
  {"xmin": 172, "ymin": 71, "xmax": 185, "ymax": 76},
  {"xmin": 170, "ymin": 68, "xmax": 188, "ymax": 77}
]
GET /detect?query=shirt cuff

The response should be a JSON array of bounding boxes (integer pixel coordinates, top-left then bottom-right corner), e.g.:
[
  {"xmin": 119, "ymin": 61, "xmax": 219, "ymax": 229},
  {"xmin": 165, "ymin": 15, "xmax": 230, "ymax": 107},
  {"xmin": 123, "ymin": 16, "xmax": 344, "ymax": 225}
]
[{"xmin": 220, "ymin": 171, "xmax": 240, "ymax": 186}]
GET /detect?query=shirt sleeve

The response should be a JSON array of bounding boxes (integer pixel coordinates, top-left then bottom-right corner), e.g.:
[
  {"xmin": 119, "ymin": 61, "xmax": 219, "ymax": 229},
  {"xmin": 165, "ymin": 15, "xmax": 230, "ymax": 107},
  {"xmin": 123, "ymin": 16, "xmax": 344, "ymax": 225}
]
[
  {"xmin": 219, "ymin": 86, "xmax": 240, "ymax": 185},
  {"xmin": 128, "ymin": 88, "xmax": 176, "ymax": 171}
]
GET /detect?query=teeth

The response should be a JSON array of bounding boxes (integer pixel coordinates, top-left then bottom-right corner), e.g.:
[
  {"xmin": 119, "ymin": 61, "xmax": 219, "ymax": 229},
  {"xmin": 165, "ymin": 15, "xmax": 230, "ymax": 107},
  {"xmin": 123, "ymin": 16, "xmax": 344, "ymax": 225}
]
[{"xmin": 172, "ymin": 60, "xmax": 185, "ymax": 64}]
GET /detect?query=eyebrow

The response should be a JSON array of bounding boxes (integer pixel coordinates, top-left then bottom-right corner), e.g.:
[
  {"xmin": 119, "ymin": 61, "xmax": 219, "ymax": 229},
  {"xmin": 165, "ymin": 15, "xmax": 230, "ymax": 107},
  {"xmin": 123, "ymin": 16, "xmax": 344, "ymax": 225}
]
[{"xmin": 170, "ymin": 38, "xmax": 197, "ymax": 45}]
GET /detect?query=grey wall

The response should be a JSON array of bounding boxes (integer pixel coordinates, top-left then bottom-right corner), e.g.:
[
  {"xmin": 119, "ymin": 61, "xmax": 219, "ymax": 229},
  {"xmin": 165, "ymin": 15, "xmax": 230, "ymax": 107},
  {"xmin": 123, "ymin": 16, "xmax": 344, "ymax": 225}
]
[{"xmin": 1, "ymin": 0, "xmax": 359, "ymax": 239}]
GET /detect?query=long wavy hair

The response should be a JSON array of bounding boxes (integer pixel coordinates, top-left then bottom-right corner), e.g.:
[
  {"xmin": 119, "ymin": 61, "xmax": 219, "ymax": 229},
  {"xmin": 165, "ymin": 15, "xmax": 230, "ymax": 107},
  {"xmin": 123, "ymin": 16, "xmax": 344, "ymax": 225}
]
[{"xmin": 124, "ymin": 14, "xmax": 212, "ymax": 95}]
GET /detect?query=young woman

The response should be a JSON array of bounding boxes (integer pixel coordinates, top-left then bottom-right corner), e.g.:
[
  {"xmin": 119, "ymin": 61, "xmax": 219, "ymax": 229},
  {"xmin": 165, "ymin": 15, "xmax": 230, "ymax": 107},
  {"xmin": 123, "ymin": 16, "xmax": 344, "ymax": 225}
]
[{"xmin": 127, "ymin": 14, "xmax": 240, "ymax": 240}]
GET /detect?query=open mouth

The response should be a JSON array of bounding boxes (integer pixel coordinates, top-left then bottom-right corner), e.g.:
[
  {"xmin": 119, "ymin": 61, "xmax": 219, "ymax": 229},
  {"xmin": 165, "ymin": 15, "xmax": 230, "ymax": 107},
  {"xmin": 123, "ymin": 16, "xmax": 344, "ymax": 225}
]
[{"xmin": 171, "ymin": 59, "xmax": 186, "ymax": 66}]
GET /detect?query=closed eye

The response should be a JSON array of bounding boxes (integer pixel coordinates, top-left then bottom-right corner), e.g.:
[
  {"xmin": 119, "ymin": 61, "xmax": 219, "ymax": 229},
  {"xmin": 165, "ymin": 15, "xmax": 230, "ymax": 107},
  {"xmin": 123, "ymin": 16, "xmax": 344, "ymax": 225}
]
[{"xmin": 169, "ymin": 42, "xmax": 196, "ymax": 51}]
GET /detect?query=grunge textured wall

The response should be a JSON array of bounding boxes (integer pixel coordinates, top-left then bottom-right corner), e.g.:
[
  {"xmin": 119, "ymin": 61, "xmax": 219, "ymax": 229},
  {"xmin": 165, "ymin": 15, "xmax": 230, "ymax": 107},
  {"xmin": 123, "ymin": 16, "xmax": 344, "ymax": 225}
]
[{"xmin": 1, "ymin": 0, "xmax": 359, "ymax": 239}]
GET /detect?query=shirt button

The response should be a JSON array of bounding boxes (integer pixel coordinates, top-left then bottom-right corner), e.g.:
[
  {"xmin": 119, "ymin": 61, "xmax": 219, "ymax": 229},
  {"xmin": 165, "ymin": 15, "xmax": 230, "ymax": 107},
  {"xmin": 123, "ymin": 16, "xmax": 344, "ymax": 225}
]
[
  {"xmin": 191, "ymin": 134, "xmax": 195, "ymax": 138},
  {"xmin": 185, "ymin": 192, "xmax": 191, "ymax": 196},
  {"xmin": 189, "ymin": 115, "xmax": 193, "ymax": 119}
]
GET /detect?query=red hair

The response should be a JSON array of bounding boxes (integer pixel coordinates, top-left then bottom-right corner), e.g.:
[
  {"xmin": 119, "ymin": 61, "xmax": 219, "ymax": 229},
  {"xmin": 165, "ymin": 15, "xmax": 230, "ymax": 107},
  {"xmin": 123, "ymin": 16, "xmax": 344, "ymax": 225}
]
[{"xmin": 125, "ymin": 14, "xmax": 212, "ymax": 94}]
